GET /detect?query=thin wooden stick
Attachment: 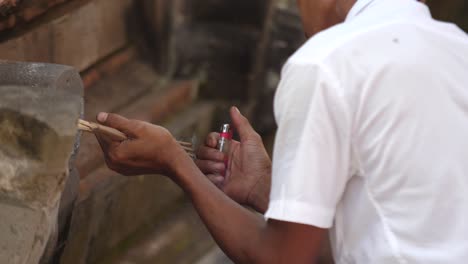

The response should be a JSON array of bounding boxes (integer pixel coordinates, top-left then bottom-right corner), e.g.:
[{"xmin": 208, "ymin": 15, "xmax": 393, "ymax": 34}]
[
  {"xmin": 78, "ymin": 119, "xmax": 195, "ymax": 153},
  {"xmin": 181, "ymin": 146, "xmax": 194, "ymax": 152},
  {"xmin": 79, "ymin": 119, "xmax": 127, "ymax": 141},
  {"xmin": 178, "ymin": 141, "xmax": 193, "ymax": 147}
]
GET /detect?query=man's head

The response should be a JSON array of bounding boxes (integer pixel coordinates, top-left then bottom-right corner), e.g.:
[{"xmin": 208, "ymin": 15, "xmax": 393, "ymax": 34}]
[
  {"xmin": 296, "ymin": 0, "xmax": 357, "ymax": 37},
  {"xmin": 297, "ymin": 0, "xmax": 427, "ymax": 37}
]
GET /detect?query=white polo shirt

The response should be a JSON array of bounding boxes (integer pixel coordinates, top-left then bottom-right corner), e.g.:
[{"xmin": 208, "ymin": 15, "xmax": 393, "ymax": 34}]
[{"xmin": 265, "ymin": 0, "xmax": 468, "ymax": 263}]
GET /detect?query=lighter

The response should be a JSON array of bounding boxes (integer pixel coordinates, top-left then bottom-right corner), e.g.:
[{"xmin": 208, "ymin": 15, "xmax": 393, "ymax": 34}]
[{"xmin": 217, "ymin": 124, "xmax": 232, "ymax": 176}]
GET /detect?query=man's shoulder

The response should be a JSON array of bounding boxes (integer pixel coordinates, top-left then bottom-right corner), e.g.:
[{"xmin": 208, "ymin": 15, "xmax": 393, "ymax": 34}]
[
  {"xmin": 287, "ymin": 22, "xmax": 367, "ymax": 66},
  {"xmin": 289, "ymin": 17, "xmax": 468, "ymax": 67}
]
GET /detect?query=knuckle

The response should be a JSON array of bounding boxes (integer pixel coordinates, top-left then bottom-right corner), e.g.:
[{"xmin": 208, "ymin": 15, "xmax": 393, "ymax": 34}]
[
  {"xmin": 109, "ymin": 150, "xmax": 125, "ymax": 163},
  {"xmin": 115, "ymin": 151, "xmax": 127, "ymax": 162}
]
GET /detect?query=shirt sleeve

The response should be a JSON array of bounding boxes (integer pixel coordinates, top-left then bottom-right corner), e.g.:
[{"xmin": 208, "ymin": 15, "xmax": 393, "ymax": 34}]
[{"xmin": 264, "ymin": 61, "xmax": 353, "ymax": 228}]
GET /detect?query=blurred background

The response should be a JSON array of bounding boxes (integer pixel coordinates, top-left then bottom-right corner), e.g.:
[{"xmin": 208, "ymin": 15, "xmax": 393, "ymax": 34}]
[{"xmin": 0, "ymin": 0, "xmax": 466, "ymax": 263}]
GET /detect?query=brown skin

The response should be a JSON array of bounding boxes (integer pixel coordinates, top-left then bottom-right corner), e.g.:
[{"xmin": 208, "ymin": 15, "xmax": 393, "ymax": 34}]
[
  {"xmin": 96, "ymin": 1, "xmax": 359, "ymax": 263},
  {"xmin": 96, "ymin": 109, "xmax": 325, "ymax": 263},
  {"xmin": 195, "ymin": 107, "xmax": 272, "ymax": 213}
]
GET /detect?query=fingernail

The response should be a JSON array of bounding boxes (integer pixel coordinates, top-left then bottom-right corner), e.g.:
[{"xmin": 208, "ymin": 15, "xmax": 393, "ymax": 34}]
[
  {"xmin": 97, "ymin": 112, "xmax": 108, "ymax": 123},
  {"xmin": 233, "ymin": 106, "xmax": 240, "ymax": 114}
]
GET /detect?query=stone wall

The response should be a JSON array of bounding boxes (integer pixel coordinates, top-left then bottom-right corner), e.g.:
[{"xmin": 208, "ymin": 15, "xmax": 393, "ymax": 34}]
[
  {"xmin": 0, "ymin": 0, "xmax": 218, "ymax": 263},
  {"xmin": 0, "ymin": 0, "xmax": 291, "ymax": 262},
  {"xmin": 0, "ymin": 62, "xmax": 83, "ymax": 264},
  {"xmin": 0, "ymin": 0, "xmax": 466, "ymax": 263}
]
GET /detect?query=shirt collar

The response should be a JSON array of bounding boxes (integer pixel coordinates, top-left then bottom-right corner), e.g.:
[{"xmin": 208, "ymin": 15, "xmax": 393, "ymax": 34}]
[{"xmin": 345, "ymin": 0, "xmax": 377, "ymax": 22}]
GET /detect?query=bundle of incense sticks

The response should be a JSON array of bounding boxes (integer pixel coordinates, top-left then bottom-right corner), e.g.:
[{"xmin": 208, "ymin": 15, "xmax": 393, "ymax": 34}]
[{"xmin": 78, "ymin": 119, "xmax": 195, "ymax": 157}]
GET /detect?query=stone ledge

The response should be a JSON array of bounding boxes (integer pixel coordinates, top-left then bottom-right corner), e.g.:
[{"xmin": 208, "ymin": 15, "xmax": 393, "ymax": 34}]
[{"xmin": 81, "ymin": 46, "xmax": 136, "ymax": 89}]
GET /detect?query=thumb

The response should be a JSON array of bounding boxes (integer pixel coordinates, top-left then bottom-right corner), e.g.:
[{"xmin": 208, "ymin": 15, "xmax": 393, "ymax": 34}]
[
  {"xmin": 230, "ymin": 106, "xmax": 256, "ymax": 141},
  {"xmin": 97, "ymin": 112, "xmax": 134, "ymax": 137}
]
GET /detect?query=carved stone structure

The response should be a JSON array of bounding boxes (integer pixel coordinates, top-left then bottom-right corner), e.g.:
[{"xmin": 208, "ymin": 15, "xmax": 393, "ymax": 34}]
[
  {"xmin": 0, "ymin": 62, "xmax": 83, "ymax": 264},
  {"xmin": 0, "ymin": 0, "xmax": 465, "ymax": 263}
]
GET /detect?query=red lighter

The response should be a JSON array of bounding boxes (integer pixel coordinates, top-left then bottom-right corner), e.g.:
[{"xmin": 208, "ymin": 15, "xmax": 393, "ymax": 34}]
[{"xmin": 217, "ymin": 124, "xmax": 232, "ymax": 176}]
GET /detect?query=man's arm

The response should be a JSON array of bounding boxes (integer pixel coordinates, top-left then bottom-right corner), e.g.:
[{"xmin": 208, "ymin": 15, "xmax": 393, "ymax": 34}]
[
  {"xmin": 95, "ymin": 112, "xmax": 326, "ymax": 264},
  {"xmin": 171, "ymin": 144, "xmax": 326, "ymax": 263}
]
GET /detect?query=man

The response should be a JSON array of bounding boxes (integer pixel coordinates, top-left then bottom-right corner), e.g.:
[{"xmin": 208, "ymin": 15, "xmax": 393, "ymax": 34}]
[{"xmin": 95, "ymin": 0, "xmax": 468, "ymax": 263}]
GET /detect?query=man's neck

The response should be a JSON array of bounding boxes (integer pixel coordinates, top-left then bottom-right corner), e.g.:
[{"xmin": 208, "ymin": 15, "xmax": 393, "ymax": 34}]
[{"xmin": 337, "ymin": 0, "xmax": 358, "ymax": 20}]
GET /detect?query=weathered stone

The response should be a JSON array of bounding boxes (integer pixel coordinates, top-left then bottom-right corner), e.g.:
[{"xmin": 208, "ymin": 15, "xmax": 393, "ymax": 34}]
[
  {"xmin": 0, "ymin": 0, "xmax": 69, "ymax": 31},
  {"xmin": 0, "ymin": 62, "xmax": 83, "ymax": 264},
  {"xmin": 0, "ymin": 0, "xmax": 132, "ymax": 71}
]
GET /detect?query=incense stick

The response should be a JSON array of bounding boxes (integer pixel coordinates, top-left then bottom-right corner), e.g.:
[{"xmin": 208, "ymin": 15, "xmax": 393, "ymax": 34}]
[{"xmin": 78, "ymin": 119, "xmax": 195, "ymax": 153}]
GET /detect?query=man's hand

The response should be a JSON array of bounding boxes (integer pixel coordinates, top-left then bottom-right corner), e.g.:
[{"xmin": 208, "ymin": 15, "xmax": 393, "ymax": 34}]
[
  {"xmin": 195, "ymin": 107, "xmax": 272, "ymax": 213},
  {"xmin": 93, "ymin": 111, "xmax": 326, "ymax": 264},
  {"xmin": 94, "ymin": 112, "xmax": 182, "ymax": 177}
]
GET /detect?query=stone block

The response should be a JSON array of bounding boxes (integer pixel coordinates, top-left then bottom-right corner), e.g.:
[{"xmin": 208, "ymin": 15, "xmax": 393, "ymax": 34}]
[
  {"xmin": 0, "ymin": 61, "xmax": 83, "ymax": 264},
  {"xmin": 0, "ymin": 0, "xmax": 68, "ymax": 31},
  {"xmin": 0, "ymin": 0, "xmax": 132, "ymax": 71}
]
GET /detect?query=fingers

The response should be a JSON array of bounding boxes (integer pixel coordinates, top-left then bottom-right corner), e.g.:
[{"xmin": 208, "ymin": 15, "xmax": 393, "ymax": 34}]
[
  {"xmin": 195, "ymin": 159, "xmax": 226, "ymax": 175},
  {"xmin": 197, "ymin": 145, "xmax": 225, "ymax": 162},
  {"xmin": 95, "ymin": 132, "xmax": 119, "ymax": 153},
  {"xmin": 230, "ymin": 106, "xmax": 260, "ymax": 142},
  {"xmin": 205, "ymin": 132, "xmax": 220, "ymax": 148},
  {"xmin": 96, "ymin": 112, "xmax": 136, "ymax": 137},
  {"xmin": 207, "ymin": 174, "xmax": 224, "ymax": 188}
]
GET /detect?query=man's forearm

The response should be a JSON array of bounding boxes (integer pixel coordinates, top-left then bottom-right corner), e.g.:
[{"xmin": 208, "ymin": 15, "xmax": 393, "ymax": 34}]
[{"xmin": 169, "ymin": 148, "xmax": 273, "ymax": 263}]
